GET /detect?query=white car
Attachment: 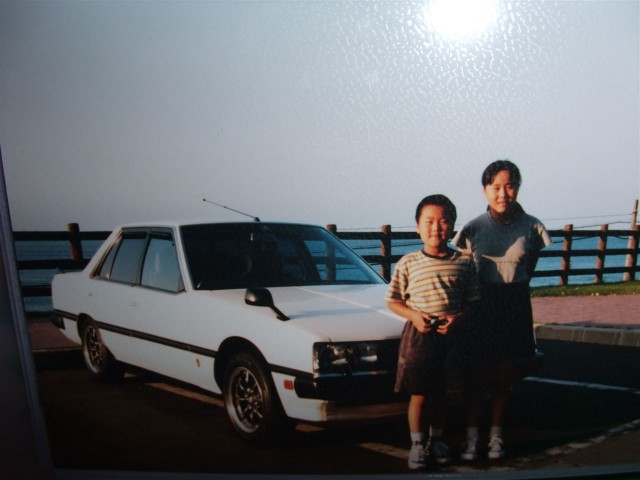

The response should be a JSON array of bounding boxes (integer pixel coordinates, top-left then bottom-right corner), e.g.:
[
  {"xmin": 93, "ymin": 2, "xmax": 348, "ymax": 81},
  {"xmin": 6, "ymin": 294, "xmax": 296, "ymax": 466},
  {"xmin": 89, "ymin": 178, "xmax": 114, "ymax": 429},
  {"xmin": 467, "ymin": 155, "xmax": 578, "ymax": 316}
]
[{"xmin": 52, "ymin": 221, "xmax": 406, "ymax": 441}]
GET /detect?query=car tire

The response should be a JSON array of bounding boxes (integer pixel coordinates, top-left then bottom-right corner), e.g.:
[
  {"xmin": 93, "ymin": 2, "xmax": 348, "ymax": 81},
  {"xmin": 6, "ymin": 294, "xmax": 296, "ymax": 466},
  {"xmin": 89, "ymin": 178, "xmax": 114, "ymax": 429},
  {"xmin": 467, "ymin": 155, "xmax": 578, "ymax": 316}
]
[
  {"xmin": 81, "ymin": 320, "xmax": 124, "ymax": 382},
  {"xmin": 223, "ymin": 352, "xmax": 291, "ymax": 442}
]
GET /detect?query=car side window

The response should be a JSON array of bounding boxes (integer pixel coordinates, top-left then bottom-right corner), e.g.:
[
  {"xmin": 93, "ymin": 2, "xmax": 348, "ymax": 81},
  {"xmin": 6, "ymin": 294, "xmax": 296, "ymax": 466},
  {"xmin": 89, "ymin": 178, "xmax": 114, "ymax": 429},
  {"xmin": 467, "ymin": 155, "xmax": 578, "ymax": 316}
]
[
  {"xmin": 109, "ymin": 233, "xmax": 147, "ymax": 284},
  {"xmin": 140, "ymin": 235, "xmax": 183, "ymax": 292}
]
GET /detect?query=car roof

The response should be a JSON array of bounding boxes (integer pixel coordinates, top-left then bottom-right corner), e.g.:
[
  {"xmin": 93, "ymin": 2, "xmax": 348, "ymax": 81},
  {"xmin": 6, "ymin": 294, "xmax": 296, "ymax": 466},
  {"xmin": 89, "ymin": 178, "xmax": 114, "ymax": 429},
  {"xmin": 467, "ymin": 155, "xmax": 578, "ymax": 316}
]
[{"xmin": 114, "ymin": 219, "xmax": 323, "ymax": 230}]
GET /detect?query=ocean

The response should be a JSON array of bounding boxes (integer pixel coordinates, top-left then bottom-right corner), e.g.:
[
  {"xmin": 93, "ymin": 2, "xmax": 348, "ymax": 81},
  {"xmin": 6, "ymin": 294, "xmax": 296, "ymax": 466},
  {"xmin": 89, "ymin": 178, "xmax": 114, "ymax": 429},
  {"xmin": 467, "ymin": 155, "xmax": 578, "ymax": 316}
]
[
  {"xmin": 15, "ymin": 235, "xmax": 636, "ymax": 313},
  {"xmin": 16, "ymin": 240, "xmax": 104, "ymax": 313},
  {"xmin": 344, "ymin": 234, "xmax": 635, "ymax": 288}
]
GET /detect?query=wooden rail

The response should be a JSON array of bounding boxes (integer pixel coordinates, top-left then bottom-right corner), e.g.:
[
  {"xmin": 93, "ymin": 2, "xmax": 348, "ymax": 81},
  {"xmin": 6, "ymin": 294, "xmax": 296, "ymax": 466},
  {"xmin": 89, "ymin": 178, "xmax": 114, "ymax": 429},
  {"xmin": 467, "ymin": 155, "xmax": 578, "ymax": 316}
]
[
  {"xmin": 13, "ymin": 223, "xmax": 111, "ymax": 298},
  {"xmin": 13, "ymin": 222, "xmax": 640, "ymax": 303},
  {"xmin": 329, "ymin": 224, "xmax": 640, "ymax": 285}
]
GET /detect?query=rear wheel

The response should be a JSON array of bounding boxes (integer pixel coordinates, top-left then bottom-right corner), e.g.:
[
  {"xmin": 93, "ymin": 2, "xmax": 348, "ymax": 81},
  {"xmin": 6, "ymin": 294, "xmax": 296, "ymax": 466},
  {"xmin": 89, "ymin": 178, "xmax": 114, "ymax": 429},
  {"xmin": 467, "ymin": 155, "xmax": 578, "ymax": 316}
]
[
  {"xmin": 223, "ymin": 352, "xmax": 291, "ymax": 442},
  {"xmin": 81, "ymin": 320, "xmax": 124, "ymax": 382}
]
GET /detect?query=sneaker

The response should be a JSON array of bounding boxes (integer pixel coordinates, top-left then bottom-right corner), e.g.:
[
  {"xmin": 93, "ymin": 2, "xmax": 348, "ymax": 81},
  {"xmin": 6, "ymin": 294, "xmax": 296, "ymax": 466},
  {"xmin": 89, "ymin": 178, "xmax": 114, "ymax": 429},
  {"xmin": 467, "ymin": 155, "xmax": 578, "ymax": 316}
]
[
  {"xmin": 428, "ymin": 439, "xmax": 451, "ymax": 464},
  {"xmin": 408, "ymin": 442, "xmax": 428, "ymax": 469},
  {"xmin": 488, "ymin": 435, "xmax": 506, "ymax": 459},
  {"xmin": 460, "ymin": 438, "xmax": 479, "ymax": 461}
]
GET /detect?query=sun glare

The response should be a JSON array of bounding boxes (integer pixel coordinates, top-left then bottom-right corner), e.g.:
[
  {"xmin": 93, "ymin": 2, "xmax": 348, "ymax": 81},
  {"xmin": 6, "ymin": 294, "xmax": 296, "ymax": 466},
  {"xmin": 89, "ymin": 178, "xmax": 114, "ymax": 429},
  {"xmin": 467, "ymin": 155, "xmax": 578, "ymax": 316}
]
[{"xmin": 422, "ymin": 0, "xmax": 499, "ymax": 42}]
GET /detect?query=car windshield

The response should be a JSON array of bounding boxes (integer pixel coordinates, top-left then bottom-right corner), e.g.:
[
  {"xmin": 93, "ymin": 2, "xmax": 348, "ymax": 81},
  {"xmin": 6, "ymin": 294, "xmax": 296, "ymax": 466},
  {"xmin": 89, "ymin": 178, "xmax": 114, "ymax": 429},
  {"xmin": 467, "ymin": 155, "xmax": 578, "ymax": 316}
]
[{"xmin": 180, "ymin": 223, "xmax": 385, "ymax": 290}]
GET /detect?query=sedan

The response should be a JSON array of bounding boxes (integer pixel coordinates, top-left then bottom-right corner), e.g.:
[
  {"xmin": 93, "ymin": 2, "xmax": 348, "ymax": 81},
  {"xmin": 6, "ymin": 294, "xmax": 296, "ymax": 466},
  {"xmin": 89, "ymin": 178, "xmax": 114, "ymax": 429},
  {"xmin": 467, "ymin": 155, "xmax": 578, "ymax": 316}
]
[{"xmin": 52, "ymin": 221, "xmax": 406, "ymax": 441}]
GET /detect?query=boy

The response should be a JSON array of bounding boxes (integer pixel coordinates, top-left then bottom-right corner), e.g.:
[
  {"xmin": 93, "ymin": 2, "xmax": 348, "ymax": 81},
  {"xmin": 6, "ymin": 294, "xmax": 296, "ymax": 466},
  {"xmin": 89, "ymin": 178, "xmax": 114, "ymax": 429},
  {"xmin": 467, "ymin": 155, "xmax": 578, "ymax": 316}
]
[{"xmin": 386, "ymin": 194, "xmax": 480, "ymax": 470}]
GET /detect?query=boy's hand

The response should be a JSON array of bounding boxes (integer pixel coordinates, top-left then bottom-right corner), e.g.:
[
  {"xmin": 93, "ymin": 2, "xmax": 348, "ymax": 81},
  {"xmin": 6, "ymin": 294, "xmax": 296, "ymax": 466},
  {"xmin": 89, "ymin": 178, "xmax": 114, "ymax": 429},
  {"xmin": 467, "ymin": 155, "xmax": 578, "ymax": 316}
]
[
  {"xmin": 436, "ymin": 312, "xmax": 462, "ymax": 335},
  {"xmin": 409, "ymin": 311, "xmax": 433, "ymax": 333}
]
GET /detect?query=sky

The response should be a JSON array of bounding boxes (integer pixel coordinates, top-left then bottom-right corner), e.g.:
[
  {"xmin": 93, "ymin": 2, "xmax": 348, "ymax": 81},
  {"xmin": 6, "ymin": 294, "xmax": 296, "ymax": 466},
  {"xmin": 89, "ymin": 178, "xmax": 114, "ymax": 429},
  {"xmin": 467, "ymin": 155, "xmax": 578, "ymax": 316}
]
[{"xmin": 1, "ymin": 0, "xmax": 638, "ymax": 233}]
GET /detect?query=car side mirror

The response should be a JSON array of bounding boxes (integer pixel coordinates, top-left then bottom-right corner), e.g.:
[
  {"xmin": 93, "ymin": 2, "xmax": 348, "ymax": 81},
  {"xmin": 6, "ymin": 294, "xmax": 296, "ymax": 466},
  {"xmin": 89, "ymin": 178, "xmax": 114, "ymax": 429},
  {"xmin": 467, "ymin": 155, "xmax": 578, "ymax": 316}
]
[{"xmin": 244, "ymin": 288, "xmax": 289, "ymax": 321}]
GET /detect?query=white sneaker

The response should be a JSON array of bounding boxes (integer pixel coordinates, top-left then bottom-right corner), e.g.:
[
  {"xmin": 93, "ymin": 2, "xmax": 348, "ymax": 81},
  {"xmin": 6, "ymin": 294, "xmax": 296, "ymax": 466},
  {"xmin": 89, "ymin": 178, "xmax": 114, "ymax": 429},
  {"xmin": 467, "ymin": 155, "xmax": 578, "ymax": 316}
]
[
  {"xmin": 460, "ymin": 438, "xmax": 478, "ymax": 461},
  {"xmin": 488, "ymin": 435, "xmax": 506, "ymax": 459},
  {"xmin": 408, "ymin": 442, "xmax": 428, "ymax": 469},
  {"xmin": 428, "ymin": 439, "xmax": 451, "ymax": 464}
]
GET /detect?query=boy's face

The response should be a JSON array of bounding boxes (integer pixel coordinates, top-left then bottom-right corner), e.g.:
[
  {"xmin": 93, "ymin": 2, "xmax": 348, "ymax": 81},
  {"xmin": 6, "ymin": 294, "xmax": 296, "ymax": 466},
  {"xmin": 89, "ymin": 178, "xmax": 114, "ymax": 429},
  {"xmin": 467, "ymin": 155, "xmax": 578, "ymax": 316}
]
[{"xmin": 416, "ymin": 204, "xmax": 453, "ymax": 255}]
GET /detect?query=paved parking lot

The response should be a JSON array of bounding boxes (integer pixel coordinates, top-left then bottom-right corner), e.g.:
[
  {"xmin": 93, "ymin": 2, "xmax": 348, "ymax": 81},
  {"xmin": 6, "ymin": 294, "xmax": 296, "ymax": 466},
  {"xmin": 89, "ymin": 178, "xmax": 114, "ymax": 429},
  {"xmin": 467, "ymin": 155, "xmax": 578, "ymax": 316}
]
[
  {"xmin": 28, "ymin": 341, "xmax": 640, "ymax": 478},
  {"xmin": 15, "ymin": 294, "xmax": 640, "ymax": 478},
  {"xmin": 30, "ymin": 338, "xmax": 640, "ymax": 477}
]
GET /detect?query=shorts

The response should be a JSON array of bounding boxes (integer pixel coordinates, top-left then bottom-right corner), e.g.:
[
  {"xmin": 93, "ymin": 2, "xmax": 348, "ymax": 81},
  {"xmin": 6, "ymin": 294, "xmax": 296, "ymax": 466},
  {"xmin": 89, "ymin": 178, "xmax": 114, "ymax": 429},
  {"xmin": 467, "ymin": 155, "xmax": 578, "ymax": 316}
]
[{"xmin": 394, "ymin": 320, "xmax": 448, "ymax": 395}]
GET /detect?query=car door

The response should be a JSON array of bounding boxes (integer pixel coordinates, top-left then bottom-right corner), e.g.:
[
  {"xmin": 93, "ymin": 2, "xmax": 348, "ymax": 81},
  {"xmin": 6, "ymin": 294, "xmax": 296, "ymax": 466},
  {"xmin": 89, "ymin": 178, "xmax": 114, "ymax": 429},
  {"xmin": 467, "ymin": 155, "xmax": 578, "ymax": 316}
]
[
  {"xmin": 88, "ymin": 228, "xmax": 149, "ymax": 361},
  {"xmin": 121, "ymin": 230, "xmax": 216, "ymax": 389}
]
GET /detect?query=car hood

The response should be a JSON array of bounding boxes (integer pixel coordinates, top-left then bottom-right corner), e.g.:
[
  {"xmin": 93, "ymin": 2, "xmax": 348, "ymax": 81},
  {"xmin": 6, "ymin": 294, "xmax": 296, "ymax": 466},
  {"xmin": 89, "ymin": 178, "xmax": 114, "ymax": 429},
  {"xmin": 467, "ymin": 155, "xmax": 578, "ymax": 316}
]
[{"xmin": 264, "ymin": 284, "xmax": 404, "ymax": 342}]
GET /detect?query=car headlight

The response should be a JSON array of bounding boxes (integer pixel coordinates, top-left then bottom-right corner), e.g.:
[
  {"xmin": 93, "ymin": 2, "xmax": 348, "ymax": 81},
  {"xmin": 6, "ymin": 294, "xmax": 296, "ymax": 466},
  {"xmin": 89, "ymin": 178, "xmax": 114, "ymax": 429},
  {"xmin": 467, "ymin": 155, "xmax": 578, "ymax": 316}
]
[{"xmin": 313, "ymin": 341, "xmax": 398, "ymax": 377}]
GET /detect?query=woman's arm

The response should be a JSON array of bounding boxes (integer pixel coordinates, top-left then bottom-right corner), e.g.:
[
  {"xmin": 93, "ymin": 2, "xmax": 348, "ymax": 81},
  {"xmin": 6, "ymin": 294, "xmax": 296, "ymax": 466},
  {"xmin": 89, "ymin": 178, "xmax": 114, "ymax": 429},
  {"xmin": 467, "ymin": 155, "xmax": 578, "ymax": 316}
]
[{"xmin": 527, "ymin": 252, "xmax": 540, "ymax": 280}]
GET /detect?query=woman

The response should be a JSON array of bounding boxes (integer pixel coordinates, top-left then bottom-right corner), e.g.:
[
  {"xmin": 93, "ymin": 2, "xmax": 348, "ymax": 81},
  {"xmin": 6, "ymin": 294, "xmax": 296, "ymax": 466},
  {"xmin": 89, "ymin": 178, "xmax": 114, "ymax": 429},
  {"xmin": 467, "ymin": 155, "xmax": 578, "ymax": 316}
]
[{"xmin": 452, "ymin": 160, "xmax": 552, "ymax": 461}]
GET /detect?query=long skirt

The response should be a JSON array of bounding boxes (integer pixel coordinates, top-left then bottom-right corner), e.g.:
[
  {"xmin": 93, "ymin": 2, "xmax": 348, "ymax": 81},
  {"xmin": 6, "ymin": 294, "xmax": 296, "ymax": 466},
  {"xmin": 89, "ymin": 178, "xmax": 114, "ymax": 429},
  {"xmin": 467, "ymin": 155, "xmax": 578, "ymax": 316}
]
[{"xmin": 454, "ymin": 282, "xmax": 536, "ymax": 369}]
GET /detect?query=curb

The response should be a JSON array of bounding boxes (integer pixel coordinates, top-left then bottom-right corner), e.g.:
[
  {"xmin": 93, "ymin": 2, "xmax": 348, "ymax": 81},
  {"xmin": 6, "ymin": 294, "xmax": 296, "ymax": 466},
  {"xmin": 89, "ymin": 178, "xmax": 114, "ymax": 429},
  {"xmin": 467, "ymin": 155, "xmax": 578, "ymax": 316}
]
[{"xmin": 534, "ymin": 324, "xmax": 640, "ymax": 348}]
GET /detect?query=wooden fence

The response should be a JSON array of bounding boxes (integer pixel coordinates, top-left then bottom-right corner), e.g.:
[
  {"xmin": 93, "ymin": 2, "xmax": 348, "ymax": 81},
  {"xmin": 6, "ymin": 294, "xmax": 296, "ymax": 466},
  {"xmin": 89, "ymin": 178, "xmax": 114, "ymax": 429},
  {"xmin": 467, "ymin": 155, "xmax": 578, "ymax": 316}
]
[
  {"xmin": 13, "ymin": 222, "xmax": 640, "ymax": 303},
  {"xmin": 327, "ymin": 224, "xmax": 640, "ymax": 285}
]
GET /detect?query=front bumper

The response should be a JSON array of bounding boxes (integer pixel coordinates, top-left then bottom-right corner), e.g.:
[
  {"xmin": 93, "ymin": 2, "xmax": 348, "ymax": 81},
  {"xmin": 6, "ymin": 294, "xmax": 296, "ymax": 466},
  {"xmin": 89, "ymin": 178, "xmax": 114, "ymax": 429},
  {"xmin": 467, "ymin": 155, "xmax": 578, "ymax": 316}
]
[
  {"xmin": 308, "ymin": 373, "xmax": 407, "ymax": 422},
  {"xmin": 295, "ymin": 372, "xmax": 405, "ymax": 406},
  {"xmin": 272, "ymin": 369, "xmax": 407, "ymax": 423},
  {"xmin": 320, "ymin": 398, "xmax": 407, "ymax": 422}
]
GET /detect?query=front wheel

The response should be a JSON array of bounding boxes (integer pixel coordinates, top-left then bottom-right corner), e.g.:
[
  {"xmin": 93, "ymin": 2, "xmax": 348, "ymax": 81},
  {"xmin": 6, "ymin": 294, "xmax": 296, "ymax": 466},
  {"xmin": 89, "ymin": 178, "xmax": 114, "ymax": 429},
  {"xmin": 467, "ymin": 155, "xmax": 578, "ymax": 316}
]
[
  {"xmin": 81, "ymin": 320, "xmax": 124, "ymax": 382},
  {"xmin": 223, "ymin": 352, "xmax": 291, "ymax": 442}
]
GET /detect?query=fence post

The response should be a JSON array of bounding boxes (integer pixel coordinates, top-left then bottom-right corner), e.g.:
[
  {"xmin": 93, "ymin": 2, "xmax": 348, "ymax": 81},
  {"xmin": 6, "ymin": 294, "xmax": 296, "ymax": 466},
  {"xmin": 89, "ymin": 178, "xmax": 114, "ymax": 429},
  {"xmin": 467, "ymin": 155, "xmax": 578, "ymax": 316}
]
[
  {"xmin": 67, "ymin": 223, "xmax": 84, "ymax": 264},
  {"xmin": 380, "ymin": 225, "xmax": 392, "ymax": 281},
  {"xmin": 560, "ymin": 224, "xmax": 573, "ymax": 286},
  {"xmin": 623, "ymin": 224, "xmax": 639, "ymax": 282},
  {"xmin": 594, "ymin": 224, "xmax": 608, "ymax": 284}
]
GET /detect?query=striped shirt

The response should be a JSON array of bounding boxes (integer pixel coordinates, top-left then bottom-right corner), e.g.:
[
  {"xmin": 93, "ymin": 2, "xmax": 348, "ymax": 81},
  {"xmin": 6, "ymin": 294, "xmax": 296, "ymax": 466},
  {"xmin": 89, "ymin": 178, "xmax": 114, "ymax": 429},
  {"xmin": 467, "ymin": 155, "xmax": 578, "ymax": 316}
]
[{"xmin": 385, "ymin": 249, "xmax": 480, "ymax": 316}]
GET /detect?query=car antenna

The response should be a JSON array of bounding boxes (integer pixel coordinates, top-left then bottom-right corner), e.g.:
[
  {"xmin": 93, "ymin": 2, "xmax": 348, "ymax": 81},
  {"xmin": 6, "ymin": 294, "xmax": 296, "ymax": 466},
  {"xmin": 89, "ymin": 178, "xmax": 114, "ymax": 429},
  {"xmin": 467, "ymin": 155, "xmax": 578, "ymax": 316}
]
[{"xmin": 202, "ymin": 198, "xmax": 261, "ymax": 222}]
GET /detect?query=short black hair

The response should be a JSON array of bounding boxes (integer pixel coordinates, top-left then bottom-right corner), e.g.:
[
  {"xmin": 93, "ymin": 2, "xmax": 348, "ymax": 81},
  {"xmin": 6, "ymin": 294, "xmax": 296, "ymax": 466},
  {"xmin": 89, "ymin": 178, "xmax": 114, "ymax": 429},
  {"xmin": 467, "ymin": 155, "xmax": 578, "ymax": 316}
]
[
  {"xmin": 415, "ymin": 194, "xmax": 457, "ymax": 225},
  {"xmin": 481, "ymin": 159, "xmax": 522, "ymax": 187}
]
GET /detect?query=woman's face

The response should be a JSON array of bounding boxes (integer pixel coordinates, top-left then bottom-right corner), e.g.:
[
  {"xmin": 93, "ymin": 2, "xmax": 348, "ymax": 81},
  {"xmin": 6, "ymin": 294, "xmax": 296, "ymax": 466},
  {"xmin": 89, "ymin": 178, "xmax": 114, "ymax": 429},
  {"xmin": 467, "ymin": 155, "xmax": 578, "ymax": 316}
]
[{"xmin": 484, "ymin": 169, "xmax": 519, "ymax": 217}]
